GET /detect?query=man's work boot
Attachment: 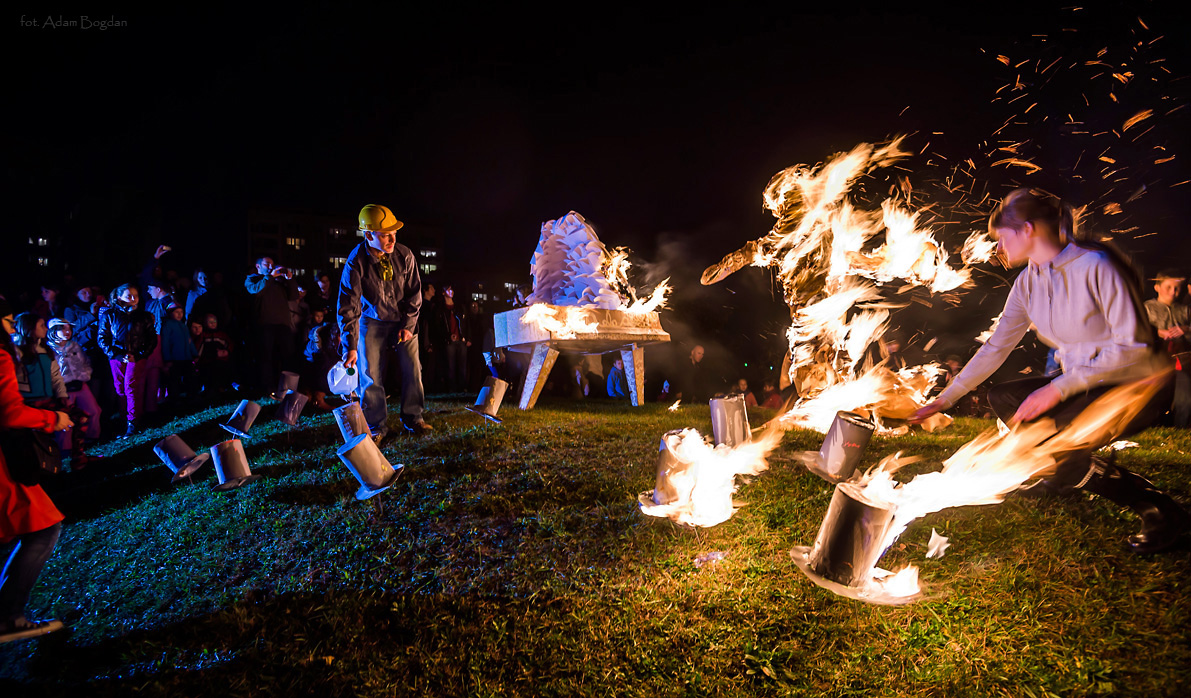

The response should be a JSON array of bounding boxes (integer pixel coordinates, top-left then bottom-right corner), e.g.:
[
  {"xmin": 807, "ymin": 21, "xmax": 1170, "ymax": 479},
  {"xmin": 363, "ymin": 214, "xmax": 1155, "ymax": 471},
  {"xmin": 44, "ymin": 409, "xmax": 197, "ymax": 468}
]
[{"xmin": 403, "ymin": 419, "xmax": 433, "ymax": 436}]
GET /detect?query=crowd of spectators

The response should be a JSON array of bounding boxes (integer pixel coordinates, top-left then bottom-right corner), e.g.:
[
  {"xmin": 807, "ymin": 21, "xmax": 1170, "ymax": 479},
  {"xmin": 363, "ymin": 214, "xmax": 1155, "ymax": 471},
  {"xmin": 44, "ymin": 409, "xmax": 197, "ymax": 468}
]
[{"xmin": 0, "ymin": 245, "xmax": 510, "ymax": 465}]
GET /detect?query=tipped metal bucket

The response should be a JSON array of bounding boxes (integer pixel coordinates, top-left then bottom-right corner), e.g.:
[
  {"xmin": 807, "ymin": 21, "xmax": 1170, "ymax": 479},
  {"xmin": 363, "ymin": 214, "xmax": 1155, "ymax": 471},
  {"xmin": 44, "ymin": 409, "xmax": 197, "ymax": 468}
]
[
  {"xmin": 807, "ymin": 481, "xmax": 896, "ymax": 587},
  {"xmin": 337, "ymin": 433, "xmax": 402, "ymax": 500},
  {"xmin": 797, "ymin": 411, "xmax": 876, "ymax": 483},
  {"xmin": 211, "ymin": 438, "xmax": 261, "ymax": 491},
  {"xmin": 710, "ymin": 394, "xmax": 751, "ymax": 447},
  {"xmin": 466, "ymin": 376, "xmax": 509, "ymax": 423},
  {"xmin": 220, "ymin": 400, "xmax": 261, "ymax": 439},
  {"xmin": 276, "ymin": 390, "xmax": 308, "ymax": 426},
  {"xmin": 333, "ymin": 401, "xmax": 371, "ymax": 443}
]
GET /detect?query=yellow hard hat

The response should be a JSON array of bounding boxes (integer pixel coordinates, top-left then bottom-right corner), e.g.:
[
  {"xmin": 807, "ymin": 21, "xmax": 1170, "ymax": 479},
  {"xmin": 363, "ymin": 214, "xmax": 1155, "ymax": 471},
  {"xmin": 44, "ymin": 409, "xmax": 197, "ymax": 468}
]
[{"xmin": 358, "ymin": 204, "xmax": 404, "ymax": 233}]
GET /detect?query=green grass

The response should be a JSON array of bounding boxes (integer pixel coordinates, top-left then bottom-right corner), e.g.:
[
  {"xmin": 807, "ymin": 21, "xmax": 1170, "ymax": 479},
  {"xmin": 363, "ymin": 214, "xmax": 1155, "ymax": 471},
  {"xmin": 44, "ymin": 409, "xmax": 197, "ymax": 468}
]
[{"xmin": 1, "ymin": 396, "xmax": 1189, "ymax": 696}]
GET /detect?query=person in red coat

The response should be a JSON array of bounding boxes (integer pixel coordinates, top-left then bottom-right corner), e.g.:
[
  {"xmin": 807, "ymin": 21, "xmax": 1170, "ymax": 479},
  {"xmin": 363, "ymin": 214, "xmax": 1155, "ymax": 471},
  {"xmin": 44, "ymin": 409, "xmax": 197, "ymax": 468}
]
[{"xmin": 0, "ymin": 299, "xmax": 71, "ymax": 644}]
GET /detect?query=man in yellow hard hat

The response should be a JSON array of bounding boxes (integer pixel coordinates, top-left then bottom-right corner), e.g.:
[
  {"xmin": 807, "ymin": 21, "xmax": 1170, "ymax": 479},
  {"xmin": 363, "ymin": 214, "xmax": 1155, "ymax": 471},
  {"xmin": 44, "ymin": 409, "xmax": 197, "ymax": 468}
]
[{"xmin": 337, "ymin": 204, "xmax": 432, "ymax": 440}]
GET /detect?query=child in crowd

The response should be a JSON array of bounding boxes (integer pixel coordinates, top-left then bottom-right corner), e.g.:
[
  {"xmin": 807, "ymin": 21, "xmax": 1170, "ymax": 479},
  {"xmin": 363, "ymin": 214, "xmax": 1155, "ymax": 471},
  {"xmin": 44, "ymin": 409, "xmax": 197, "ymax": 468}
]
[
  {"xmin": 161, "ymin": 303, "xmax": 198, "ymax": 402},
  {"xmin": 46, "ymin": 319, "xmax": 102, "ymax": 444},
  {"xmin": 13, "ymin": 314, "xmax": 98, "ymax": 466},
  {"xmin": 197, "ymin": 313, "xmax": 233, "ymax": 395},
  {"xmin": 757, "ymin": 379, "xmax": 784, "ymax": 410},
  {"xmin": 189, "ymin": 318, "xmax": 204, "ymax": 352},
  {"xmin": 734, "ymin": 378, "xmax": 757, "ymax": 407},
  {"xmin": 302, "ymin": 308, "xmax": 337, "ymax": 410}
]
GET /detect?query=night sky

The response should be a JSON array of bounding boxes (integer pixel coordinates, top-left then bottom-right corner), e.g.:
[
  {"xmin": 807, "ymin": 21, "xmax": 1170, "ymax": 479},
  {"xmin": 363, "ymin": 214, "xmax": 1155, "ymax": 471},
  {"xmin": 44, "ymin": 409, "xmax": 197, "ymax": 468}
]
[{"xmin": 8, "ymin": 2, "xmax": 1191, "ymax": 377}]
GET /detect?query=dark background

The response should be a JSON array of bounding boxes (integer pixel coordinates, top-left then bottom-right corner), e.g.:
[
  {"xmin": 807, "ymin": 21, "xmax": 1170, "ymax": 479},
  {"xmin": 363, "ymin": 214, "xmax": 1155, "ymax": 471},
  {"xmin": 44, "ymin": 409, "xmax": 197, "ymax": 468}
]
[{"xmin": 6, "ymin": 2, "xmax": 1191, "ymax": 387}]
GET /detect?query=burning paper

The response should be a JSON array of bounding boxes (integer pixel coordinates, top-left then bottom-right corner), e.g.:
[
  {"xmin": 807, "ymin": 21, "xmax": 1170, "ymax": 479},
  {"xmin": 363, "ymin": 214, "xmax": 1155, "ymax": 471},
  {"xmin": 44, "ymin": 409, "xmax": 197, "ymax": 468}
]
[
  {"xmin": 702, "ymin": 140, "xmax": 990, "ymax": 433},
  {"xmin": 527, "ymin": 211, "xmax": 670, "ymax": 313}
]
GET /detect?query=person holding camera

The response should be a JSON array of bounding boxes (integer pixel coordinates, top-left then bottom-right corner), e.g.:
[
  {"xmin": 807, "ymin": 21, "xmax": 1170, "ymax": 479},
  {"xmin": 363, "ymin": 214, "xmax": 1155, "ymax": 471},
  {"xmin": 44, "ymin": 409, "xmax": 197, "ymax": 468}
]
[{"xmin": 245, "ymin": 256, "xmax": 299, "ymax": 397}]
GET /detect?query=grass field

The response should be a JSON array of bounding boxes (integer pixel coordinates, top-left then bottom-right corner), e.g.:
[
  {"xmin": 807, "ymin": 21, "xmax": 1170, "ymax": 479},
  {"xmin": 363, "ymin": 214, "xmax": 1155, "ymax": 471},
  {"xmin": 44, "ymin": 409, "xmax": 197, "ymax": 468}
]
[{"xmin": 1, "ymin": 395, "xmax": 1189, "ymax": 697}]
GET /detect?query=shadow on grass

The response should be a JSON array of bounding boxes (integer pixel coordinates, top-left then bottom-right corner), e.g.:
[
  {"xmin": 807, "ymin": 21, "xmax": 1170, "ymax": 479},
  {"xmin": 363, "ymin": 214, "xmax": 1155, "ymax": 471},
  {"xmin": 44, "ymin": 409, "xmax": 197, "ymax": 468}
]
[
  {"xmin": 43, "ymin": 466, "xmax": 177, "ymax": 524},
  {"xmin": 2, "ymin": 590, "xmax": 592, "ymax": 697}
]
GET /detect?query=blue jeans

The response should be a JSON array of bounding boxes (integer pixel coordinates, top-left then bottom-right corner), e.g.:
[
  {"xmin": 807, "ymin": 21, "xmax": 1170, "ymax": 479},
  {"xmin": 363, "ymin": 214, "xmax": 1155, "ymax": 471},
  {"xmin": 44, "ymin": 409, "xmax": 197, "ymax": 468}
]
[
  {"xmin": 358, "ymin": 317, "xmax": 425, "ymax": 431},
  {"xmin": 0, "ymin": 523, "xmax": 61, "ymax": 624}
]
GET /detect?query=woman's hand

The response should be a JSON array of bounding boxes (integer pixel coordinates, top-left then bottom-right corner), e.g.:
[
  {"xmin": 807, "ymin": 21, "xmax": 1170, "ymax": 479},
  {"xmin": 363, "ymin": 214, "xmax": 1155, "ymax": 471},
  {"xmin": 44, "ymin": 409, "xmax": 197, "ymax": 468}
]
[
  {"xmin": 909, "ymin": 399, "xmax": 947, "ymax": 424},
  {"xmin": 54, "ymin": 411, "xmax": 74, "ymax": 431},
  {"xmin": 1011, "ymin": 383, "xmax": 1063, "ymax": 424}
]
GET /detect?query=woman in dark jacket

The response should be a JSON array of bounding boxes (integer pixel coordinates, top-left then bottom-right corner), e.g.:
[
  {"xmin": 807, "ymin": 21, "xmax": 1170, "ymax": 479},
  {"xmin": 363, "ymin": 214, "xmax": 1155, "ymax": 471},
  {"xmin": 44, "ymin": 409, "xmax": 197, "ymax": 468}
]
[{"xmin": 97, "ymin": 283, "xmax": 157, "ymax": 437}]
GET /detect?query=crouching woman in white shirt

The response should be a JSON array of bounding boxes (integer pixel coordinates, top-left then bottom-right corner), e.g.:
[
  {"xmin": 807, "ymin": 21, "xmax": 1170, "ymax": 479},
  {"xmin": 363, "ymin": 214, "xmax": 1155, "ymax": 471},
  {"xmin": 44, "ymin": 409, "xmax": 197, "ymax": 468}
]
[{"xmin": 913, "ymin": 188, "xmax": 1189, "ymax": 553}]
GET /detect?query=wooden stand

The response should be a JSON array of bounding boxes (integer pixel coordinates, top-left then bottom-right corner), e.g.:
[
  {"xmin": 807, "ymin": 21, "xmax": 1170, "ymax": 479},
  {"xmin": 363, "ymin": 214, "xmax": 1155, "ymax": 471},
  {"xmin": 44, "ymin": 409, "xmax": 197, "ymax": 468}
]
[{"xmin": 495, "ymin": 305, "xmax": 670, "ymax": 410}]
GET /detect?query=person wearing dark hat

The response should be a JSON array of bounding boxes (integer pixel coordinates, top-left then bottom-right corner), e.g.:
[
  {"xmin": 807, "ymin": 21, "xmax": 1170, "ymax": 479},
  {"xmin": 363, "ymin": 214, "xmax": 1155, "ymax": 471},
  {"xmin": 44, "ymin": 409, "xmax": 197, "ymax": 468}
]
[
  {"xmin": 338, "ymin": 204, "xmax": 432, "ymax": 442},
  {"xmin": 1144, "ymin": 269, "xmax": 1191, "ymax": 427}
]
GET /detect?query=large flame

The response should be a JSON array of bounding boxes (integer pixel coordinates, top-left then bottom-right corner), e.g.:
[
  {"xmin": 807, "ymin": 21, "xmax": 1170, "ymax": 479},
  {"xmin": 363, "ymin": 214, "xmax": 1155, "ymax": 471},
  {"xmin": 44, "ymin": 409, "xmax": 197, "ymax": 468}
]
[
  {"xmin": 521, "ymin": 304, "xmax": 600, "ymax": 339},
  {"xmin": 847, "ymin": 373, "xmax": 1168, "ymax": 596},
  {"xmin": 640, "ymin": 426, "xmax": 784, "ymax": 527},
  {"xmin": 704, "ymin": 139, "xmax": 992, "ymax": 433},
  {"xmin": 604, "ymin": 246, "xmax": 671, "ymax": 314}
]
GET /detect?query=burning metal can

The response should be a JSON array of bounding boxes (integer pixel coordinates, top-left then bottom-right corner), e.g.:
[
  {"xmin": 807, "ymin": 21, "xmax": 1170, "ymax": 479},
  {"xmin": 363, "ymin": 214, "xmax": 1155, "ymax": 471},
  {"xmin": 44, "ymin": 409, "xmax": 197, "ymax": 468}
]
[
  {"xmin": 710, "ymin": 394, "xmax": 751, "ymax": 448},
  {"xmin": 650, "ymin": 429, "xmax": 686, "ymax": 506},
  {"xmin": 807, "ymin": 481, "xmax": 895, "ymax": 587},
  {"xmin": 798, "ymin": 410, "xmax": 876, "ymax": 483}
]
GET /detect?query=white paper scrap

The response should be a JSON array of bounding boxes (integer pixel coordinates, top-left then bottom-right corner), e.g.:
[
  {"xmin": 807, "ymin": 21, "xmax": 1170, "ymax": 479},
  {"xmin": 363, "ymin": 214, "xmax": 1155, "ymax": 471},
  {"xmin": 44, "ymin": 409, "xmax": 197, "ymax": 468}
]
[{"xmin": 926, "ymin": 528, "xmax": 950, "ymax": 559}]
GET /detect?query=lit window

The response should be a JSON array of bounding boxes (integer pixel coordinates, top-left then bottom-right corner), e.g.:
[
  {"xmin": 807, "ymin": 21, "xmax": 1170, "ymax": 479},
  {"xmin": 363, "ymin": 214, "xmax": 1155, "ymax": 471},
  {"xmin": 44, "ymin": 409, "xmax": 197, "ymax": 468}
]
[
  {"xmin": 286, "ymin": 237, "xmax": 306, "ymax": 249},
  {"xmin": 471, "ymin": 293, "xmax": 488, "ymax": 301},
  {"xmin": 504, "ymin": 282, "xmax": 518, "ymax": 292},
  {"xmin": 37, "ymin": 257, "xmax": 49, "ymax": 267},
  {"xmin": 330, "ymin": 257, "xmax": 347, "ymax": 269},
  {"xmin": 38, "ymin": 238, "xmax": 48, "ymax": 247},
  {"xmin": 419, "ymin": 263, "xmax": 437, "ymax": 274},
  {"xmin": 329, "ymin": 227, "xmax": 350, "ymax": 238},
  {"xmin": 421, "ymin": 249, "xmax": 438, "ymax": 258}
]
